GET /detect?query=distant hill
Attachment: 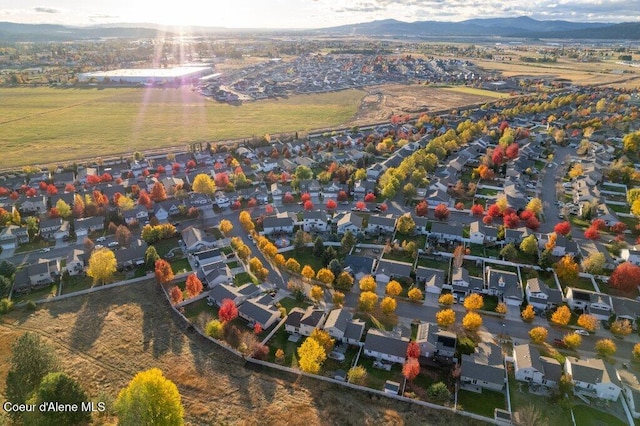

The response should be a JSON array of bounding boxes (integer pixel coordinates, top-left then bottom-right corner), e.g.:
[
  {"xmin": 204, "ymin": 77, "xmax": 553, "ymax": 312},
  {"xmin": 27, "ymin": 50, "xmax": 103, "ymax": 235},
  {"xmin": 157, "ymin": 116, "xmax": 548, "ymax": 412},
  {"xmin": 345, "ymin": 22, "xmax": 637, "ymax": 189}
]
[
  {"xmin": 0, "ymin": 22, "xmax": 170, "ymax": 41},
  {"xmin": 317, "ymin": 16, "xmax": 613, "ymax": 38}
]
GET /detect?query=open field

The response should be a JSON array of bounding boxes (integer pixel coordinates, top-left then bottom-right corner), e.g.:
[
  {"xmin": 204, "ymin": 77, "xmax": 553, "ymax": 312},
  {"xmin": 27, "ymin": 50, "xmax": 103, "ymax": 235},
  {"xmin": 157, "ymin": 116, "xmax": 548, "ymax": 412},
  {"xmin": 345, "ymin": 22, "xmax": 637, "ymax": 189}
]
[
  {"xmin": 0, "ymin": 280, "xmax": 479, "ymax": 425},
  {"xmin": 0, "ymin": 87, "xmax": 364, "ymax": 168}
]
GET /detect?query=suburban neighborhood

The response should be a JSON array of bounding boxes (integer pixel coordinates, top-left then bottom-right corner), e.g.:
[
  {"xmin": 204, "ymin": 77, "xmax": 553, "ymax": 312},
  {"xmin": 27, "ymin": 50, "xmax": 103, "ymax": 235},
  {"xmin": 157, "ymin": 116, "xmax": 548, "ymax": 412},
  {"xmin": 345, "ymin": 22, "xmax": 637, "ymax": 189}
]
[{"xmin": 1, "ymin": 84, "xmax": 640, "ymax": 425}]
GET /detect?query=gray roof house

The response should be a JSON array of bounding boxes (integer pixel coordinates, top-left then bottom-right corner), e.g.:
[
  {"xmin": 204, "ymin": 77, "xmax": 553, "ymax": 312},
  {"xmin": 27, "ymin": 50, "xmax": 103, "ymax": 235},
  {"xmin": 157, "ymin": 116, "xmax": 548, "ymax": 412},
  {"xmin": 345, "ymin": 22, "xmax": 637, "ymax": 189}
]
[
  {"xmin": 513, "ymin": 344, "xmax": 561, "ymax": 389},
  {"xmin": 263, "ymin": 214, "xmax": 295, "ymax": 236},
  {"xmin": 238, "ymin": 297, "xmax": 281, "ymax": 329},
  {"xmin": 565, "ymin": 287, "xmax": 613, "ymax": 320},
  {"xmin": 416, "ymin": 267, "xmax": 445, "ymax": 295},
  {"xmin": 486, "ymin": 267, "xmax": 523, "ymax": 307},
  {"xmin": 336, "ymin": 212, "xmax": 364, "ymax": 235},
  {"xmin": 366, "ymin": 214, "xmax": 397, "ymax": 234},
  {"xmin": 284, "ymin": 306, "xmax": 326, "ymax": 337},
  {"xmin": 375, "ymin": 259, "xmax": 413, "ymax": 284},
  {"xmin": 363, "ymin": 328, "xmax": 409, "ymax": 364},
  {"xmin": 525, "ymin": 278, "xmax": 563, "ymax": 310},
  {"xmin": 181, "ymin": 226, "xmax": 217, "ymax": 252},
  {"xmin": 429, "ymin": 222, "xmax": 464, "ymax": 242},
  {"xmin": 343, "ymin": 255, "xmax": 375, "ymax": 281},
  {"xmin": 415, "ymin": 322, "xmax": 457, "ymax": 360},
  {"xmin": 565, "ymin": 357, "xmax": 622, "ymax": 401},
  {"xmin": 460, "ymin": 342, "xmax": 505, "ymax": 392}
]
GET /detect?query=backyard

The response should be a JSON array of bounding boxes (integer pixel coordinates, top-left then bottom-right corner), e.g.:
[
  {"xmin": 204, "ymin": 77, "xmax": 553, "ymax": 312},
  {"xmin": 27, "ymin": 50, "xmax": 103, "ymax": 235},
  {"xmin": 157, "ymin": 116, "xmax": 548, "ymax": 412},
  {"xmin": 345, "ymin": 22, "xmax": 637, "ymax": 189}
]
[
  {"xmin": 507, "ymin": 375, "xmax": 569, "ymax": 426},
  {"xmin": 457, "ymin": 389, "xmax": 505, "ymax": 417}
]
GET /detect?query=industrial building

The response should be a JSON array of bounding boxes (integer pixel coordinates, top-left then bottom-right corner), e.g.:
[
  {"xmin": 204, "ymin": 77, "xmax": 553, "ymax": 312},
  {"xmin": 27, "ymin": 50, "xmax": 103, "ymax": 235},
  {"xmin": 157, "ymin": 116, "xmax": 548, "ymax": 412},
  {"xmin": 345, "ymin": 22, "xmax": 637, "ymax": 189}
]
[{"xmin": 78, "ymin": 66, "xmax": 213, "ymax": 84}]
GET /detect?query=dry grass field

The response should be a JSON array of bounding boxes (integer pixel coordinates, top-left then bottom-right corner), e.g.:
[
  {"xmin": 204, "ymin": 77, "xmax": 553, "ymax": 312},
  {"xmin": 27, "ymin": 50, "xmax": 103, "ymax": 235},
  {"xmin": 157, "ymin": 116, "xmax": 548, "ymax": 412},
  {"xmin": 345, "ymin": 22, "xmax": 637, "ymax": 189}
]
[
  {"xmin": 0, "ymin": 281, "xmax": 480, "ymax": 426},
  {"xmin": 0, "ymin": 87, "xmax": 364, "ymax": 168}
]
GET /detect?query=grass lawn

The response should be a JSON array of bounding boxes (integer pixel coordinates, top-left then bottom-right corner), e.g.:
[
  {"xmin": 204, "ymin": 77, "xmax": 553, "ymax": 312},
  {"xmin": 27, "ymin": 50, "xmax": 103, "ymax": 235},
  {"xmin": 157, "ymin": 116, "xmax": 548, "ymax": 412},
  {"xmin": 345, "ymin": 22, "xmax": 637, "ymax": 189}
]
[
  {"xmin": 357, "ymin": 357, "xmax": 404, "ymax": 392},
  {"xmin": 278, "ymin": 297, "xmax": 311, "ymax": 314},
  {"xmin": 233, "ymin": 271, "xmax": 255, "ymax": 286},
  {"xmin": 462, "ymin": 259, "xmax": 483, "ymax": 277},
  {"xmin": 152, "ymin": 237, "xmax": 180, "ymax": 257},
  {"xmin": 417, "ymin": 256, "xmax": 448, "ymax": 271},
  {"xmin": 483, "ymin": 246, "xmax": 502, "ymax": 259},
  {"xmin": 267, "ymin": 326, "xmax": 300, "ymax": 368},
  {"xmin": 508, "ymin": 375, "xmax": 569, "ymax": 426},
  {"xmin": 284, "ymin": 247, "xmax": 326, "ymax": 272},
  {"xmin": 482, "ymin": 295, "xmax": 499, "ymax": 312},
  {"xmin": 226, "ymin": 260, "xmax": 240, "ymax": 269},
  {"xmin": 183, "ymin": 298, "xmax": 216, "ymax": 329},
  {"xmin": 572, "ymin": 403, "xmax": 626, "ymax": 426},
  {"xmin": 569, "ymin": 216, "xmax": 591, "ymax": 229},
  {"xmin": 12, "ymin": 283, "xmax": 58, "ymax": 303},
  {"xmin": 0, "ymin": 87, "xmax": 364, "ymax": 167},
  {"xmin": 559, "ymin": 275, "xmax": 595, "ymax": 291},
  {"xmin": 382, "ymin": 250, "xmax": 415, "ymax": 264},
  {"xmin": 469, "ymin": 244, "xmax": 484, "ymax": 256},
  {"xmin": 60, "ymin": 274, "xmax": 94, "ymax": 295},
  {"xmin": 606, "ymin": 204, "xmax": 629, "ymax": 214},
  {"xmin": 476, "ymin": 188, "xmax": 499, "ymax": 196},
  {"xmin": 457, "ymin": 389, "xmax": 505, "ymax": 417},
  {"xmin": 619, "ymin": 215, "xmax": 639, "ymax": 230},
  {"xmin": 169, "ymin": 258, "xmax": 192, "ymax": 274},
  {"xmin": 15, "ymin": 240, "xmax": 54, "ymax": 254},
  {"xmin": 321, "ymin": 345, "xmax": 359, "ymax": 375},
  {"xmin": 396, "ymin": 233, "xmax": 426, "ymax": 249}
]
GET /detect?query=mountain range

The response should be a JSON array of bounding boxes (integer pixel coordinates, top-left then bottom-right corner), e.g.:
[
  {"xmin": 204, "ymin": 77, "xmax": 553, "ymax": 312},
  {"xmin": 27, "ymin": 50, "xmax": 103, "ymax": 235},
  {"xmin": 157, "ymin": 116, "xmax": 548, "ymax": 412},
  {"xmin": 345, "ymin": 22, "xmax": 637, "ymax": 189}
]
[{"xmin": 0, "ymin": 17, "xmax": 639, "ymax": 41}]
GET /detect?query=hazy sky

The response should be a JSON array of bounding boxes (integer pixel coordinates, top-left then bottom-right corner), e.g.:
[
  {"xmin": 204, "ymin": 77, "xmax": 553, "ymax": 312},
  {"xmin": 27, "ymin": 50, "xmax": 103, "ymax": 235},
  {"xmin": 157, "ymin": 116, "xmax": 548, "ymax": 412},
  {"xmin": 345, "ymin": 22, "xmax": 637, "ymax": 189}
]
[{"xmin": 1, "ymin": 0, "xmax": 639, "ymax": 28}]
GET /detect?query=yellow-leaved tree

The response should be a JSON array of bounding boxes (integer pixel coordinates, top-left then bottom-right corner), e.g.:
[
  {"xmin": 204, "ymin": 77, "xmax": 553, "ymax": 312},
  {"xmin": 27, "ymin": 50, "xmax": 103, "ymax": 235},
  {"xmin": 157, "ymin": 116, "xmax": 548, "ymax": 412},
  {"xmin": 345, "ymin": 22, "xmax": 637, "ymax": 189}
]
[
  {"xmin": 192, "ymin": 173, "xmax": 216, "ymax": 195},
  {"xmin": 577, "ymin": 314, "xmax": 598, "ymax": 332},
  {"xmin": 529, "ymin": 326, "xmax": 548, "ymax": 344},
  {"xmin": 550, "ymin": 305, "xmax": 571, "ymax": 326},
  {"xmin": 316, "ymin": 268, "xmax": 335, "ymax": 285},
  {"xmin": 87, "ymin": 248, "xmax": 117, "ymax": 285},
  {"xmin": 380, "ymin": 297, "xmax": 397, "ymax": 315},
  {"xmin": 358, "ymin": 291, "xmax": 378, "ymax": 312},
  {"xmin": 301, "ymin": 265, "xmax": 315, "ymax": 281},
  {"xmin": 463, "ymin": 293, "xmax": 484, "ymax": 311},
  {"xmin": 385, "ymin": 280, "xmax": 402, "ymax": 297},
  {"xmin": 115, "ymin": 368, "xmax": 184, "ymax": 426},
  {"xmin": 359, "ymin": 275, "xmax": 377, "ymax": 292},
  {"xmin": 563, "ymin": 333, "xmax": 582, "ymax": 349},
  {"xmin": 462, "ymin": 312, "xmax": 482, "ymax": 331},
  {"xmin": 436, "ymin": 309, "xmax": 456, "ymax": 328},
  {"xmin": 297, "ymin": 337, "xmax": 326, "ymax": 374},
  {"xmin": 521, "ymin": 305, "xmax": 535, "ymax": 323}
]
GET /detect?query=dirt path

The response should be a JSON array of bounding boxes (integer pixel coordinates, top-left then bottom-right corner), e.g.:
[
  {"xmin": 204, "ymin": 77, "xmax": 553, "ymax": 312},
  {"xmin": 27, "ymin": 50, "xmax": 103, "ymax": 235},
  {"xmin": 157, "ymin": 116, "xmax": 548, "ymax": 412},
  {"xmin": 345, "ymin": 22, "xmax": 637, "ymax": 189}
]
[{"xmin": 0, "ymin": 281, "xmax": 477, "ymax": 425}]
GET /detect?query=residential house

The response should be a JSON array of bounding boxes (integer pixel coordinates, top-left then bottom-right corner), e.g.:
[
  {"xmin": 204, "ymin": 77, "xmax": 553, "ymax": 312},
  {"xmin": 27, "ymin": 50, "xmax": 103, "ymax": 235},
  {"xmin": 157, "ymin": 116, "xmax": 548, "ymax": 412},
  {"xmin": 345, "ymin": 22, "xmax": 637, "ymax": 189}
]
[
  {"xmin": 323, "ymin": 308, "xmax": 365, "ymax": 345},
  {"xmin": 565, "ymin": 357, "xmax": 622, "ymax": 401},
  {"xmin": 12, "ymin": 258, "xmax": 61, "ymax": 294},
  {"xmin": 460, "ymin": 342, "xmax": 506, "ymax": 392},
  {"xmin": 415, "ymin": 322, "xmax": 457, "ymax": 360},
  {"xmin": 525, "ymin": 278, "xmax": 563, "ymax": 310},
  {"xmin": 186, "ymin": 193, "xmax": 213, "ymax": 216},
  {"xmin": 299, "ymin": 180, "xmax": 321, "ymax": 198},
  {"xmin": 611, "ymin": 296, "xmax": 640, "ymax": 324},
  {"xmin": 52, "ymin": 171, "xmax": 76, "ymax": 188},
  {"xmin": 375, "ymin": 259, "xmax": 413, "ymax": 284},
  {"xmin": 416, "ymin": 267, "xmax": 445, "ymax": 295},
  {"xmin": 17, "ymin": 195, "xmax": 47, "ymax": 214},
  {"xmin": 538, "ymin": 234, "xmax": 578, "ymax": 257},
  {"xmin": 566, "ymin": 287, "xmax": 613, "ymax": 320},
  {"xmin": 74, "ymin": 216, "xmax": 105, "ymax": 239},
  {"xmin": 504, "ymin": 227, "xmax": 531, "ymax": 245},
  {"xmin": 619, "ymin": 369, "xmax": 640, "ymax": 419},
  {"xmin": 237, "ymin": 297, "xmax": 281, "ymax": 329},
  {"xmin": 181, "ymin": 226, "xmax": 217, "ymax": 253},
  {"xmin": 620, "ymin": 246, "xmax": 640, "ymax": 266},
  {"xmin": 0, "ymin": 225, "xmax": 29, "ymax": 250},
  {"xmin": 39, "ymin": 218, "xmax": 68, "ymax": 241},
  {"xmin": 429, "ymin": 222, "xmax": 464, "ymax": 243},
  {"xmin": 65, "ymin": 249, "xmax": 86, "ymax": 276},
  {"xmin": 363, "ymin": 328, "xmax": 409, "ymax": 364},
  {"xmin": 352, "ymin": 180, "xmax": 375, "ymax": 197},
  {"xmin": 285, "ymin": 306, "xmax": 326, "ymax": 336},
  {"xmin": 486, "ymin": 267, "xmax": 523, "ymax": 307},
  {"xmin": 115, "ymin": 239, "xmax": 147, "ymax": 269},
  {"xmin": 336, "ymin": 212, "xmax": 364, "ymax": 235},
  {"xmin": 469, "ymin": 221, "xmax": 498, "ymax": 245},
  {"xmin": 207, "ymin": 283, "xmax": 258, "ymax": 307},
  {"xmin": 263, "ymin": 213, "xmax": 295, "ymax": 235},
  {"xmin": 513, "ymin": 344, "xmax": 562, "ymax": 389},
  {"xmin": 366, "ymin": 163, "xmax": 386, "ymax": 181},
  {"xmin": 343, "ymin": 255, "xmax": 374, "ymax": 281},
  {"xmin": 366, "ymin": 214, "xmax": 397, "ymax": 235},
  {"xmin": 193, "ymin": 248, "xmax": 223, "ymax": 268},
  {"xmin": 412, "ymin": 215, "xmax": 429, "ymax": 235},
  {"xmin": 152, "ymin": 203, "xmax": 170, "ymax": 223},
  {"xmin": 122, "ymin": 205, "xmax": 149, "ymax": 226},
  {"xmin": 200, "ymin": 260, "xmax": 232, "ymax": 288},
  {"xmin": 451, "ymin": 266, "xmax": 484, "ymax": 296},
  {"xmin": 302, "ymin": 211, "xmax": 329, "ymax": 233}
]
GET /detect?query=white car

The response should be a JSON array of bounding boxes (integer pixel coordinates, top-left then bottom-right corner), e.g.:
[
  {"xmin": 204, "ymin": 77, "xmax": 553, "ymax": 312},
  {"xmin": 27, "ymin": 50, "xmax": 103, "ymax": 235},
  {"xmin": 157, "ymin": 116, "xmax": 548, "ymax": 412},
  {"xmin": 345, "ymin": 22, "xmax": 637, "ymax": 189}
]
[
  {"xmin": 328, "ymin": 351, "xmax": 345, "ymax": 362},
  {"xmin": 108, "ymin": 241, "xmax": 119, "ymax": 248},
  {"xmin": 575, "ymin": 329, "xmax": 589, "ymax": 336},
  {"xmin": 40, "ymin": 247, "xmax": 51, "ymax": 253},
  {"xmin": 96, "ymin": 236, "xmax": 106, "ymax": 242}
]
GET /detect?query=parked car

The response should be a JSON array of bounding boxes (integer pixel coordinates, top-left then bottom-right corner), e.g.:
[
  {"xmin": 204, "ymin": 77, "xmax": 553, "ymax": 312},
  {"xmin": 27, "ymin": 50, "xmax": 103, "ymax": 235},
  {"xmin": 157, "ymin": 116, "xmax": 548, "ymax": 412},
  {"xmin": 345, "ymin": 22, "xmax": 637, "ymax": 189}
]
[
  {"xmin": 575, "ymin": 329, "xmax": 589, "ymax": 336},
  {"xmin": 40, "ymin": 247, "xmax": 51, "ymax": 253},
  {"xmin": 96, "ymin": 236, "xmax": 106, "ymax": 242},
  {"xmin": 108, "ymin": 241, "xmax": 119, "ymax": 248},
  {"xmin": 553, "ymin": 338, "xmax": 568, "ymax": 349},
  {"xmin": 328, "ymin": 351, "xmax": 345, "ymax": 362}
]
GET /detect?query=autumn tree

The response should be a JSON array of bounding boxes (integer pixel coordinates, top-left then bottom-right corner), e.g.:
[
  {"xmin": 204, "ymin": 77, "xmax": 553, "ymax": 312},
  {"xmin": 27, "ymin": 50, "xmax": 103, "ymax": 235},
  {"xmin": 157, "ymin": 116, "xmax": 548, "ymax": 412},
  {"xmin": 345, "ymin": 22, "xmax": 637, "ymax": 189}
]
[
  {"xmin": 471, "ymin": 204, "xmax": 484, "ymax": 216},
  {"xmin": 385, "ymin": 280, "xmax": 402, "ymax": 297},
  {"xmin": 335, "ymin": 271, "xmax": 354, "ymax": 291},
  {"xmin": 154, "ymin": 259, "xmax": 174, "ymax": 285},
  {"xmin": 633, "ymin": 343, "xmax": 640, "ymax": 362},
  {"xmin": 341, "ymin": 231, "xmax": 356, "ymax": 253},
  {"xmin": 525, "ymin": 198, "xmax": 543, "ymax": 217},
  {"xmin": 219, "ymin": 219, "xmax": 233, "ymax": 236},
  {"xmin": 185, "ymin": 273, "xmax": 203, "ymax": 298},
  {"xmin": 463, "ymin": 293, "xmax": 484, "ymax": 311},
  {"xmin": 205, "ymin": 319, "xmax": 224, "ymax": 339},
  {"xmin": 609, "ymin": 262, "xmax": 640, "ymax": 293},
  {"xmin": 87, "ymin": 248, "xmax": 117, "ymax": 285},
  {"xmin": 520, "ymin": 234, "xmax": 538, "ymax": 256},
  {"xmin": 529, "ymin": 326, "xmax": 548, "ymax": 344},
  {"xmin": 150, "ymin": 181, "xmax": 167, "ymax": 202},
  {"xmin": 301, "ymin": 265, "xmax": 315, "ymax": 281},
  {"xmin": 408, "ymin": 287, "xmax": 423, "ymax": 303},
  {"xmin": 297, "ymin": 337, "xmax": 326, "ymax": 374},
  {"xmin": 415, "ymin": 200, "xmax": 429, "ymax": 217},
  {"xmin": 115, "ymin": 368, "xmax": 183, "ymax": 426},
  {"xmin": 332, "ymin": 291, "xmax": 345, "ymax": 306},
  {"xmin": 380, "ymin": 296, "xmax": 397, "ymax": 315},
  {"xmin": 347, "ymin": 366, "xmax": 367, "ymax": 385},
  {"xmin": 611, "ymin": 319, "xmax": 633, "ymax": 337},
  {"xmin": 239, "ymin": 211, "xmax": 254, "ymax": 232},
  {"xmin": 285, "ymin": 258, "xmax": 301, "ymax": 273},
  {"xmin": 595, "ymin": 339, "xmax": 617, "ymax": 358},
  {"xmin": 316, "ymin": 268, "xmax": 335, "ymax": 285},
  {"xmin": 359, "ymin": 275, "xmax": 377, "ymax": 292},
  {"xmin": 403, "ymin": 358, "xmax": 420, "ymax": 382},
  {"xmin": 434, "ymin": 203, "xmax": 450, "ymax": 220},
  {"xmin": 462, "ymin": 312, "xmax": 482, "ymax": 331},
  {"xmin": 192, "ymin": 173, "xmax": 216, "ymax": 195},
  {"xmin": 569, "ymin": 163, "xmax": 583, "ymax": 179},
  {"xmin": 495, "ymin": 302, "xmax": 507, "ymax": 315},
  {"xmin": 358, "ymin": 291, "xmax": 378, "ymax": 312},
  {"xmin": 396, "ymin": 213, "xmax": 416, "ymax": 234},
  {"xmin": 554, "ymin": 221, "xmax": 571, "ymax": 236},
  {"xmin": 554, "ymin": 255, "xmax": 579, "ymax": 283},
  {"xmin": 436, "ymin": 309, "xmax": 456, "ymax": 328},
  {"xmin": 500, "ymin": 244, "xmax": 518, "ymax": 261},
  {"xmin": 115, "ymin": 224, "xmax": 132, "ymax": 247},
  {"xmin": 563, "ymin": 333, "xmax": 582, "ymax": 349},
  {"xmin": 310, "ymin": 285, "xmax": 324, "ymax": 304},
  {"xmin": 550, "ymin": 305, "xmax": 571, "ymax": 326},
  {"xmin": 521, "ymin": 305, "xmax": 535, "ymax": 323},
  {"xmin": 407, "ymin": 341, "xmax": 421, "ymax": 359},
  {"xmin": 438, "ymin": 293, "xmax": 454, "ymax": 305},
  {"xmin": 169, "ymin": 286, "xmax": 184, "ymax": 304},
  {"xmin": 577, "ymin": 314, "xmax": 598, "ymax": 332}
]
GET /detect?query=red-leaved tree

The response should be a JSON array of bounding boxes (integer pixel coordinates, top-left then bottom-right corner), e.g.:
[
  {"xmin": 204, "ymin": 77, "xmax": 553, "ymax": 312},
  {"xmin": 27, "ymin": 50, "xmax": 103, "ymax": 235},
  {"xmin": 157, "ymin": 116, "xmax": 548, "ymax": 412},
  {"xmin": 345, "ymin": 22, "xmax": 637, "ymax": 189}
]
[
  {"xmin": 403, "ymin": 357, "xmax": 420, "ymax": 382},
  {"xmin": 487, "ymin": 204, "xmax": 501, "ymax": 217},
  {"xmin": 219, "ymin": 298, "xmax": 238, "ymax": 322},
  {"xmin": 300, "ymin": 193, "xmax": 311, "ymax": 202},
  {"xmin": 503, "ymin": 212, "xmax": 520, "ymax": 229},
  {"xmin": 406, "ymin": 341, "xmax": 421, "ymax": 359},
  {"xmin": 610, "ymin": 222, "xmax": 627, "ymax": 234},
  {"xmin": 154, "ymin": 259, "xmax": 174, "ymax": 285},
  {"xmin": 304, "ymin": 200, "xmax": 314, "ymax": 210},
  {"xmin": 591, "ymin": 219, "xmax": 606, "ymax": 230},
  {"xmin": 434, "ymin": 203, "xmax": 450, "ymax": 220},
  {"xmin": 325, "ymin": 199, "xmax": 337, "ymax": 210},
  {"xmin": 415, "ymin": 200, "xmax": 429, "ymax": 217},
  {"xmin": 609, "ymin": 262, "xmax": 640, "ymax": 294},
  {"xmin": 505, "ymin": 143, "xmax": 519, "ymax": 159},
  {"xmin": 482, "ymin": 215, "xmax": 493, "ymax": 225},
  {"xmin": 364, "ymin": 193, "xmax": 376, "ymax": 202},
  {"xmin": 265, "ymin": 204, "xmax": 274, "ymax": 214},
  {"xmin": 526, "ymin": 215, "xmax": 540, "ymax": 231},
  {"xmin": 471, "ymin": 204, "xmax": 484, "ymax": 216},
  {"xmin": 283, "ymin": 192, "xmax": 294, "ymax": 203},
  {"xmin": 584, "ymin": 226, "xmax": 600, "ymax": 240},
  {"xmin": 378, "ymin": 203, "xmax": 388, "ymax": 212},
  {"xmin": 554, "ymin": 221, "xmax": 571, "ymax": 236},
  {"xmin": 185, "ymin": 273, "xmax": 203, "ymax": 298},
  {"xmin": 337, "ymin": 191, "xmax": 348, "ymax": 202},
  {"xmin": 170, "ymin": 286, "xmax": 183, "ymax": 304}
]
